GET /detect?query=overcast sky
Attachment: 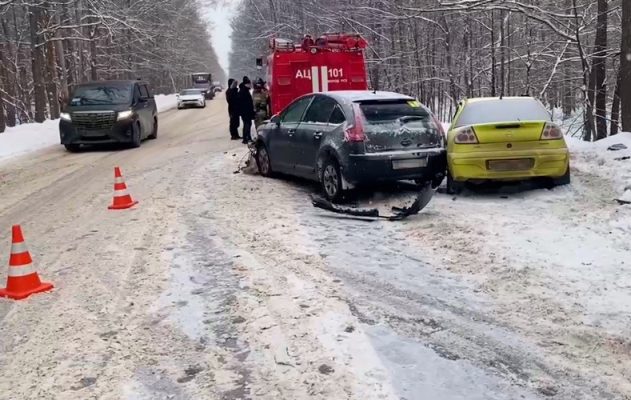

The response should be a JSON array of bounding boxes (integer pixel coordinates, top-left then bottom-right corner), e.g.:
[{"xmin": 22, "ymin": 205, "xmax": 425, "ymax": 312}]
[{"xmin": 202, "ymin": 1, "xmax": 237, "ymax": 75}]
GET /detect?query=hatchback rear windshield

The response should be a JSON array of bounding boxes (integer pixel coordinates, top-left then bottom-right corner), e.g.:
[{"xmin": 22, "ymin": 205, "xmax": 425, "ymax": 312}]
[
  {"xmin": 70, "ymin": 85, "xmax": 131, "ymax": 106},
  {"xmin": 454, "ymin": 98, "xmax": 551, "ymax": 127},
  {"xmin": 359, "ymin": 100, "xmax": 430, "ymax": 123}
]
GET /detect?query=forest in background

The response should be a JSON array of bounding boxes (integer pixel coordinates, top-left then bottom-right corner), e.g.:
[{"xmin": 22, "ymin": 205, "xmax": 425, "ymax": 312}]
[
  {"xmin": 229, "ymin": 0, "xmax": 631, "ymax": 140},
  {"xmin": 0, "ymin": 0, "xmax": 225, "ymax": 133}
]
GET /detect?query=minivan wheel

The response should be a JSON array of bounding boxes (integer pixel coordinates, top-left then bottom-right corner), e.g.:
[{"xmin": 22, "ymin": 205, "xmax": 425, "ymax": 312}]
[
  {"xmin": 148, "ymin": 117, "xmax": 158, "ymax": 139},
  {"xmin": 321, "ymin": 158, "xmax": 343, "ymax": 202},
  {"xmin": 256, "ymin": 143, "xmax": 273, "ymax": 177},
  {"xmin": 130, "ymin": 122, "xmax": 142, "ymax": 148},
  {"xmin": 64, "ymin": 144, "xmax": 81, "ymax": 153}
]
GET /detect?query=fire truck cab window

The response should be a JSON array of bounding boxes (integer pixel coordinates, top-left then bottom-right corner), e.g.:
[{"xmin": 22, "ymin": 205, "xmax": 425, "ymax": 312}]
[
  {"xmin": 329, "ymin": 106, "xmax": 346, "ymax": 124},
  {"xmin": 282, "ymin": 96, "xmax": 312, "ymax": 123},
  {"xmin": 303, "ymin": 96, "xmax": 337, "ymax": 124}
]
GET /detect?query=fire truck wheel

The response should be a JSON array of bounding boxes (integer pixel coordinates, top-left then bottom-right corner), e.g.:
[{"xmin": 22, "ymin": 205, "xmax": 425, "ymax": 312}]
[
  {"xmin": 256, "ymin": 143, "xmax": 273, "ymax": 177},
  {"xmin": 321, "ymin": 158, "xmax": 343, "ymax": 202}
]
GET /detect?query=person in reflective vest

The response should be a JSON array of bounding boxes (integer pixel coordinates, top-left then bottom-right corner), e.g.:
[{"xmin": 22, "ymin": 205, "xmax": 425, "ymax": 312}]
[{"xmin": 253, "ymin": 78, "xmax": 271, "ymax": 129}]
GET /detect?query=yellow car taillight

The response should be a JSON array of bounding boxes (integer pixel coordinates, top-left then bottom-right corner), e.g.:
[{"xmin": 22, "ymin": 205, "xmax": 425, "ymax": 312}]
[
  {"xmin": 453, "ymin": 126, "xmax": 479, "ymax": 144},
  {"xmin": 540, "ymin": 123, "xmax": 563, "ymax": 140}
]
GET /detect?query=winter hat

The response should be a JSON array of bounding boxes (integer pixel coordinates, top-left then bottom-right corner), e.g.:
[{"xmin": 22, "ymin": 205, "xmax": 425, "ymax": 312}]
[{"xmin": 242, "ymin": 76, "xmax": 251, "ymax": 85}]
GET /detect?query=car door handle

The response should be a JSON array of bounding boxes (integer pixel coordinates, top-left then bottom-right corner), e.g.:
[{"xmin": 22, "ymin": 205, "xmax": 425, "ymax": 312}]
[{"xmin": 313, "ymin": 131, "xmax": 323, "ymax": 139}]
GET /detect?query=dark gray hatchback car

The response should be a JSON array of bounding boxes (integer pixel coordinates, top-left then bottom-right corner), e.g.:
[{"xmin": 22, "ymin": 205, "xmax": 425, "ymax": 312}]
[
  {"xmin": 255, "ymin": 91, "xmax": 447, "ymax": 201},
  {"xmin": 59, "ymin": 80, "xmax": 158, "ymax": 152}
]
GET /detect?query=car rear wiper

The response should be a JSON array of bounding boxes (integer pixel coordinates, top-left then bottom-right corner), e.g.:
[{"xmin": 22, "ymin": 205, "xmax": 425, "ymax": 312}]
[{"xmin": 398, "ymin": 116, "xmax": 427, "ymax": 124}]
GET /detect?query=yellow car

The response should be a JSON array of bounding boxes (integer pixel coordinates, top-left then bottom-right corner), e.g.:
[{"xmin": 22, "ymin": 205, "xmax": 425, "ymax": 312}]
[{"xmin": 446, "ymin": 96, "xmax": 570, "ymax": 193}]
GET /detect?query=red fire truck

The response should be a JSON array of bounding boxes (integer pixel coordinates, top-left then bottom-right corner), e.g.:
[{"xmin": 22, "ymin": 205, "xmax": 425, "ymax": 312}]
[{"xmin": 259, "ymin": 33, "xmax": 369, "ymax": 115}]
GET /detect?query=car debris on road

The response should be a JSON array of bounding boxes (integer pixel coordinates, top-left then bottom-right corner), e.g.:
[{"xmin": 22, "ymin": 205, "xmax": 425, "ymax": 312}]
[{"xmin": 311, "ymin": 183, "xmax": 434, "ymax": 221}]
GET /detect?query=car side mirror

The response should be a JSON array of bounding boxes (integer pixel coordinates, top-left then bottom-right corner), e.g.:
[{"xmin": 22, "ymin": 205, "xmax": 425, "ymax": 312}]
[{"xmin": 270, "ymin": 114, "xmax": 280, "ymax": 126}]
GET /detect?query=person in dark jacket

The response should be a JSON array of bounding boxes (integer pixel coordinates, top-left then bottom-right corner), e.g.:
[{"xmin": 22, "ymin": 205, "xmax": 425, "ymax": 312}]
[
  {"xmin": 238, "ymin": 76, "xmax": 255, "ymax": 144},
  {"xmin": 225, "ymin": 78, "xmax": 240, "ymax": 140}
]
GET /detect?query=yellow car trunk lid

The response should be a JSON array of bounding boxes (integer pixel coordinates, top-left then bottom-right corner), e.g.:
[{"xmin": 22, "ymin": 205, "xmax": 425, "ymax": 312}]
[{"xmin": 473, "ymin": 121, "xmax": 546, "ymax": 144}]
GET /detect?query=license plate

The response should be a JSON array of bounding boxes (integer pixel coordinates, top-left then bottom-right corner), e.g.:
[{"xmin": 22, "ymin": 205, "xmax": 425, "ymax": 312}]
[
  {"xmin": 487, "ymin": 158, "xmax": 534, "ymax": 171},
  {"xmin": 392, "ymin": 158, "xmax": 428, "ymax": 170}
]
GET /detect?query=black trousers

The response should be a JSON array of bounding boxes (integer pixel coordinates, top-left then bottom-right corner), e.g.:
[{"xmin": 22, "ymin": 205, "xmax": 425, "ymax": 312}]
[
  {"xmin": 241, "ymin": 116, "xmax": 252, "ymax": 143},
  {"xmin": 229, "ymin": 114, "xmax": 240, "ymax": 138}
]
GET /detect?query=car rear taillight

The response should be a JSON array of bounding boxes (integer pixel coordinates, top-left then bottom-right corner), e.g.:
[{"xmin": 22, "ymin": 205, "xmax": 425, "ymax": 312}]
[
  {"xmin": 540, "ymin": 123, "xmax": 563, "ymax": 140},
  {"xmin": 344, "ymin": 104, "xmax": 366, "ymax": 142},
  {"xmin": 453, "ymin": 126, "xmax": 478, "ymax": 144}
]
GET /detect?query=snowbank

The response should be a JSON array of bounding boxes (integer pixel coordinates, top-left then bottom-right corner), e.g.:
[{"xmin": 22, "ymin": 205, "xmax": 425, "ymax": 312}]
[
  {"xmin": 0, "ymin": 119, "xmax": 61, "ymax": 163},
  {"xmin": 566, "ymin": 132, "xmax": 631, "ymax": 195},
  {"xmin": 0, "ymin": 94, "xmax": 179, "ymax": 164},
  {"xmin": 155, "ymin": 94, "xmax": 178, "ymax": 113}
]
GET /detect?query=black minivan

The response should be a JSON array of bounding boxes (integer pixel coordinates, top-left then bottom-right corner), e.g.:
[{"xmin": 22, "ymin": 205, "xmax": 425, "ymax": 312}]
[{"xmin": 59, "ymin": 80, "xmax": 158, "ymax": 152}]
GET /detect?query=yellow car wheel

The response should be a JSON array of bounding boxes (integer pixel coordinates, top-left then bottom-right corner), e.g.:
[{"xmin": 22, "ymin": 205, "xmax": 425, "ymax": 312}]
[
  {"xmin": 447, "ymin": 173, "xmax": 465, "ymax": 195},
  {"xmin": 550, "ymin": 166, "xmax": 571, "ymax": 188}
]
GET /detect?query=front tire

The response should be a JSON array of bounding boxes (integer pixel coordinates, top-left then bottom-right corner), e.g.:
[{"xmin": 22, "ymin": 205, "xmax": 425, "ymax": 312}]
[
  {"xmin": 256, "ymin": 143, "xmax": 273, "ymax": 177},
  {"xmin": 130, "ymin": 122, "xmax": 141, "ymax": 148},
  {"xmin": 64, "ymin": 144, "xmax": 81, "ymax": 152},
  {"xmin": 148, "ymin": 117, "xmax": 158, "ymax": 140},
  {"xmin": 321, "ymin": 158, "xmax": 344, "ymax": 202}
]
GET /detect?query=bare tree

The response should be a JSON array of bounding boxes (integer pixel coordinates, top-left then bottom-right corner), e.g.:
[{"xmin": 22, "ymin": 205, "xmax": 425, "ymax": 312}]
[
  {"xmin": 622, "ymin": 0, "xmax": 631, "ymax": 132},
  {"xmin": 0, "ymin": 0, "xmax": 225, "ymax": 132},
  {"xmin": 229, "ymin": 0, "xmax": 624, "ymax": 139}
]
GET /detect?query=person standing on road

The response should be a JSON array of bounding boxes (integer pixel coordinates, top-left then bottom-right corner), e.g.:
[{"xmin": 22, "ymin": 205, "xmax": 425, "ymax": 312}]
[
  {"xmin": 252, "ymin": 78, "xmax": 271, "ymax": 129},
  {"xmin": 226, "ymin": 78, "xmax": 241, "ymax": 140},
  {"xmin": 238, "ymin": 76, "xmax": 255, "ymax": 144}
]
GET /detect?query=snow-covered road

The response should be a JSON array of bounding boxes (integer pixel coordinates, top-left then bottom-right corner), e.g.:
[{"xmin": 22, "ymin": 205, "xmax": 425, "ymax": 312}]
[{"xmin": 0, "ymin": 100, "xmax": 629, "ymax": 399}]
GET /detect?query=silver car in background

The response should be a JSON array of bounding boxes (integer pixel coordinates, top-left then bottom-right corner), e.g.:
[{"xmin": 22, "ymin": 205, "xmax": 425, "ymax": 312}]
[{"xmin": 177, "ymin": 89, "xmax": 206, "ymax": 109}]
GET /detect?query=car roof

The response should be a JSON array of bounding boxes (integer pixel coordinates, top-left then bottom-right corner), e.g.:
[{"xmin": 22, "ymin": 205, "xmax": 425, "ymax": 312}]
[
  {"xmin": 323, "ymin": 91, "xmax": 414, "ymax": 102},
  {"xmin": 464, "ymin": 96, "xmax": 537, "ymax": 104}
]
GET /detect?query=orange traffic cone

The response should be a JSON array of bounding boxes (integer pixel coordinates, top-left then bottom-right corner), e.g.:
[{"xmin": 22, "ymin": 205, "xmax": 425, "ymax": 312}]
[
  {"xmin": 0, "ymin": 225, "xmax": 54, "ymax": 300},
  {"xmin": 108, "ymin": 167, "xmax": 138, "ymax": 210}
]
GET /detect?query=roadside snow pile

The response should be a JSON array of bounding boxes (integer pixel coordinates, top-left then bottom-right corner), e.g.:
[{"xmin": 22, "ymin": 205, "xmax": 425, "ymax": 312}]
[
  {"xmin": 155, "ymin": 94, "xmax": 178, "ymax": 112},
  {"xmin": 566, "ymin": 132, "xmax": 631, "ymax": 195},
  {"xmin": 0, "ymin": 118, "xmax": 60, "ymax": 163}
]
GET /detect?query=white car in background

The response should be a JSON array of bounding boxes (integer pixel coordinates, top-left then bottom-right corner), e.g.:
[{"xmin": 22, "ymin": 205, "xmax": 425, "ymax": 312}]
[{"xmin": 177, "ymin": 89, "xmax": 206, "ymax": 109}]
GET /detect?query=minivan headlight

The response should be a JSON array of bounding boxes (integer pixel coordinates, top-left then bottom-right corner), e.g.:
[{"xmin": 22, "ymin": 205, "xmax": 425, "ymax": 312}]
[
  {"xmin": 117, "ymin": 110, "xmax": 134, "ymax": 120},
  {"xmin": 60, "ymin": 112, "xmax": 71, "ymax": 121}
]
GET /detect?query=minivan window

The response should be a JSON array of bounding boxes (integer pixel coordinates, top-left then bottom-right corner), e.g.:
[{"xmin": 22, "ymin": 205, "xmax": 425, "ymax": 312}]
[
  {"xmin": 282, "ymin": 96, "xmax": 312, "ymax": 123},
  {"xmin": 303, "ymin": 96, "xmax": 337, "ymax": 124},
  {"xmin": 359, "ymin": 100, "xmax": 430, "ymax": 123},
  {"xmin": 134, "ymin": 85, "xmax": 142, "ymax": 102},
  {"xmin": 454, "ymin": 98, "xmax": 551, "ymax": 127},
  {"xmin": 139, "ymin": 85, "xmax": 150, "ymax": 99},
  {"xmin": 70, "ymin": 85, "xmax": 132, "ymax": 105}
]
